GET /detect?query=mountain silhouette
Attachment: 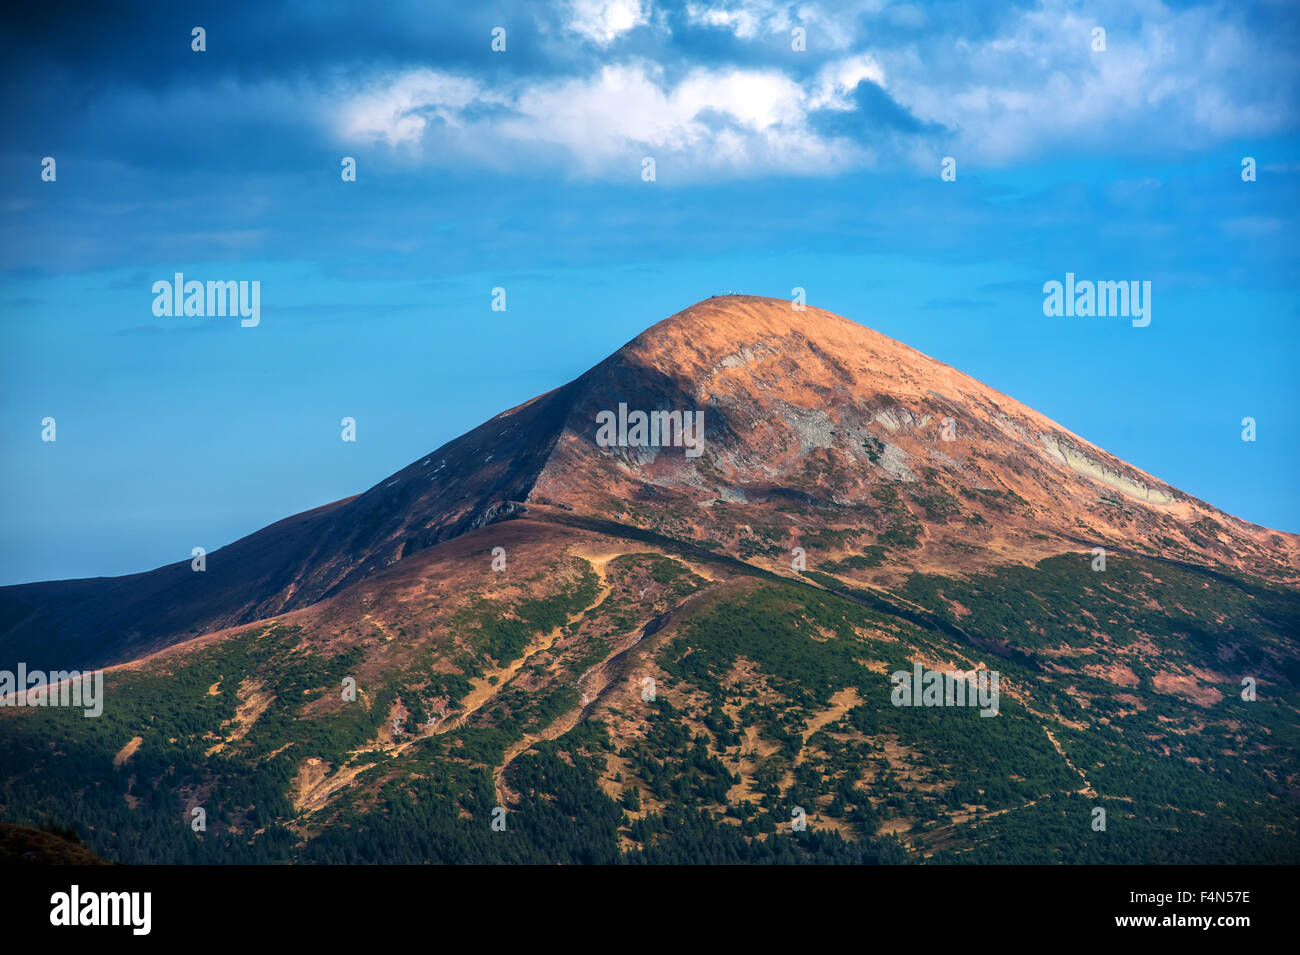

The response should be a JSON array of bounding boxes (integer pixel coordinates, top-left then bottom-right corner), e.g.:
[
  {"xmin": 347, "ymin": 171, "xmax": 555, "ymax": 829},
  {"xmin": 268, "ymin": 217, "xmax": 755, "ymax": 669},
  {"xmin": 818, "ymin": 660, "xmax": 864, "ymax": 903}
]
[{"xmin": 1, "ymin": 294, "xmax": 1294, "ymax": 673}]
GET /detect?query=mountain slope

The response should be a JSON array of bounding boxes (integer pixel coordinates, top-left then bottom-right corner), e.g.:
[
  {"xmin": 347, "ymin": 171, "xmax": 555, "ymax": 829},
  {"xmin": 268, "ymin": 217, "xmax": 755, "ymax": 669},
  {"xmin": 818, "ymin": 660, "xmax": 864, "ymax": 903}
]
[
  {"xmin": 1, "ymin": 514, "xmax": 1296, "ymax": 864},
  {"xmin": 0, "ymin": 378, "xmax": 580, "ymax": 671},
  {"xmin": 2, "ymin": 294, "xmax": 1295, "ymax": 673}
]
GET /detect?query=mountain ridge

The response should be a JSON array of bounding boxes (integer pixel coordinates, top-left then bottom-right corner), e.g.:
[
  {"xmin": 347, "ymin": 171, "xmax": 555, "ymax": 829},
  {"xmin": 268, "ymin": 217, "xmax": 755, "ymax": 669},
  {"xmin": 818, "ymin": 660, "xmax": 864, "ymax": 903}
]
[{"xmin": 1, "ymin": 294, "xmax": 1294, "ymax": 672}]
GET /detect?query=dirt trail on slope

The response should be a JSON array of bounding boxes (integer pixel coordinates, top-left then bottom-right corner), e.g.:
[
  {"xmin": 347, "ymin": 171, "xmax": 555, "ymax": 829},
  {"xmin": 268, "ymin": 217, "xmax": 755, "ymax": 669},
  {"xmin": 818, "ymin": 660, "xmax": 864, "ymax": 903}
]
[
  {"xmin": 491, "ymin": 585, "xmax": 717, "ymax": 807},
  {"xmin": 1044, "ymin": 727, "xmax": 1096, "ymax": 796},
  {"xmin": 294, "ymin": 546, "xmax": 725, "ymax": 814},
  {"xmin": 372, "ymin": 553, "xmax": 618, "ymax": 753},
  {"xmin": 293, "ymin": 554, "xmax": 616, "ymax": 814},
  {"xmin": 432, "ymin": 564, "xmax": 613, "ymax": 736}
]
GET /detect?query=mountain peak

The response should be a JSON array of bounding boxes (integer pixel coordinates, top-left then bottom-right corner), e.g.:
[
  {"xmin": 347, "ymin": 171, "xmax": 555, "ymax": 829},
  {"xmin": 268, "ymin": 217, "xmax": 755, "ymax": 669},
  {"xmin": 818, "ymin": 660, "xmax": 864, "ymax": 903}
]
[
  {"xmin": 642, "ymin": 292, "xmax": 854, "ymax": 335},
  {"xmin": 627, "ymin": 293, "xmax": 897, "ymax": 369},
  {"xmin": 527, "ymin": 296, "xmax": 1297, "ymax": 587},
  {"xmin": 3, "ymin": 296, "xmax": 1295, "ymax": 672}
]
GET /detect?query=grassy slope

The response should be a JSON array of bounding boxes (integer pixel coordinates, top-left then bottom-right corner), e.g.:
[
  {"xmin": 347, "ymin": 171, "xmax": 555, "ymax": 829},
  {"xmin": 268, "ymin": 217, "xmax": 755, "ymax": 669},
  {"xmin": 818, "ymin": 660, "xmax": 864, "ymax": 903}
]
[{"xmin": 0, "ymin": 546, "xmax": 1295, "ymax": 864}]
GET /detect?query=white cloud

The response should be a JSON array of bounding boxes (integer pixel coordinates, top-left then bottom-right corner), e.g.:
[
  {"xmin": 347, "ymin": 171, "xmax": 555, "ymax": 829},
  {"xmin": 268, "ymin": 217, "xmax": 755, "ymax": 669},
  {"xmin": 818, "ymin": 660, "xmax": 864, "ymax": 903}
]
[
  {"xmin": 338, "ymin": 71, "xmax": 491, "ymax": 147},
  {"xmin": 683, "ymin": 1, "xmax": 885, "ymax": 49},
  {"xmin": 808, "ymin": 53, "xmax": 887, "ymax": 110},
  {"xmin": 332, "ymin": 0, "xmax": 1300, "ymax": 178},
  {"xmin": 879, "ymin": 0, "xmax": 1300, "ymax": 163},
  {"xmin": 684, "ymin": 2, "xmax": 766, "ymax": 39},
  {"xmin": 565, "ymin": 0, "xmax": 651, "ymax": 45},
  {"xmin": 336, "ymin": 60, "xmax": 870, "ymax": 179}
]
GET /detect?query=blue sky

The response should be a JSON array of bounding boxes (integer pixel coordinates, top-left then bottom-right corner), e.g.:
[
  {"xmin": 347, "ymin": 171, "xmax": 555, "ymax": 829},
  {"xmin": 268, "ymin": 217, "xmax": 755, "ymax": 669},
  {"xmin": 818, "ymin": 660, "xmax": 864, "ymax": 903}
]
[{"xmin": 1, "ymin": 0, "xmax": 1298, "ymax": 585}]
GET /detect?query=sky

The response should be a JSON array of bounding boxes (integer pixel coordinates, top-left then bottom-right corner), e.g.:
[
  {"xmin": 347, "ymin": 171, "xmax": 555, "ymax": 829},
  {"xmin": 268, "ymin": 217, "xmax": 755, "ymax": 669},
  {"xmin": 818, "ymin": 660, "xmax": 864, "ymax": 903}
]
[{"xmin": 0, "ymin": 0, "xmax": 1297, "ymax": 585}]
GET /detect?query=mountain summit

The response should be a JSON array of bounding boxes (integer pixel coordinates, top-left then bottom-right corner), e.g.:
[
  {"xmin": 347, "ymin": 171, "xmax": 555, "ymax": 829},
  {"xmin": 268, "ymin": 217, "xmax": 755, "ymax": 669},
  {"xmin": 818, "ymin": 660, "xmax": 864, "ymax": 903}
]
[
  {"xmin": 1, "ymin": 294, "xmax": 1295, "ymax": 671},
  {"xmin": 524, "ymin": 295, "xmax": 1296, "ymax": 582}
]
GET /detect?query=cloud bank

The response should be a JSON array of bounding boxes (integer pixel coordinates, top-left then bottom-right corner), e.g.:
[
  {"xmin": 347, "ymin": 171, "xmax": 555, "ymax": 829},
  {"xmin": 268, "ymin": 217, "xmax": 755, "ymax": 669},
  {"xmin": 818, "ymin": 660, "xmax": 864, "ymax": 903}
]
[{"xmin": 325, "ymin": 0, "xmax": 1298, "ymax": 180}]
